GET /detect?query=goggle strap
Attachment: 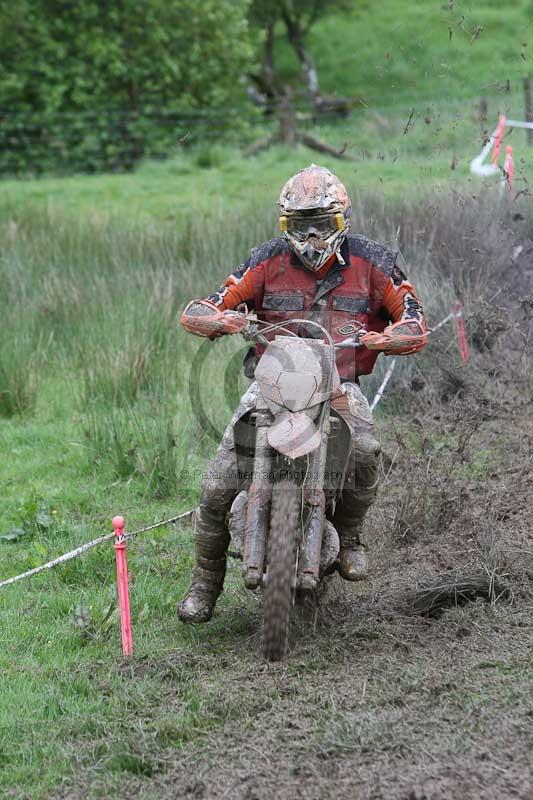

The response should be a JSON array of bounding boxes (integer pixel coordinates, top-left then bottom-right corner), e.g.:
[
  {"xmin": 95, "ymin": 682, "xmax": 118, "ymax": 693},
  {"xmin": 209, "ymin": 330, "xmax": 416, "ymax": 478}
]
[{"xmin": 335, "ymin": 213, "xmax": 345, "ymax": 231}]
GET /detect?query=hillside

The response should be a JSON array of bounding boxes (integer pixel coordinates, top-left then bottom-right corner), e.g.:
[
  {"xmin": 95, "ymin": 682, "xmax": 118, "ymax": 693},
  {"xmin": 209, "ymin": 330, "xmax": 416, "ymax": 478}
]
[
  {"xmin": 286, "ymin": 0, "xmax": 533, "ymax": 106},
  {"xmin": 1, "ymin": 186, "xmax": 532, "ymax": 798},
  {"xmin": 1, "ymin": 2, "xmax": 533, "ymax": 220}
]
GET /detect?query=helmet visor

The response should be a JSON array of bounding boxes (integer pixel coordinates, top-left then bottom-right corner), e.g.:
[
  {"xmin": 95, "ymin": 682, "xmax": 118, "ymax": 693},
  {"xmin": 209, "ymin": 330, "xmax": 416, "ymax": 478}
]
[{"xmin": 285, "ymin": 214, "xmax": 339, "ymax": 242}]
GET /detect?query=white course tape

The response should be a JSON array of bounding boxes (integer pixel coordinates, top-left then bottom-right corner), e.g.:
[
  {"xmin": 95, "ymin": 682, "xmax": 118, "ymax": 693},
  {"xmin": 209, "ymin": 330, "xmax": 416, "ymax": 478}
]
[
  {"xmin": 471, "ymin": 116, "xmax": 533, "ymax": 179},
  {"xmin": 505, "ymin": 119, "xmax": 533, "ymax": 129},
  {"xmin": 0, "ymin": 510, "xmax": 193, "ymax": 589},
  {"xmin": 429, "ymin": 311, "xmax": 455, "ymax": 332},
  {"xmin": 470, "ymin": 123, "xmax": 501, "ymax": 177},
  {"xmin": 370, "ymin": 359, "xmax": 397, "ymax": 411}
]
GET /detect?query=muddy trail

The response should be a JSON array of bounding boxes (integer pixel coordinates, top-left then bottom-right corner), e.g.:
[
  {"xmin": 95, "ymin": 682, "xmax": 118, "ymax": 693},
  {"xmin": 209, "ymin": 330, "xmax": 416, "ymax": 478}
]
[
  {"xmin": 56, "ymin": 358, "xmax": 533, "ymax": 800},
  {"xmin": 55, "ymin": 222, "xmax": 533, "ymax": 800}
]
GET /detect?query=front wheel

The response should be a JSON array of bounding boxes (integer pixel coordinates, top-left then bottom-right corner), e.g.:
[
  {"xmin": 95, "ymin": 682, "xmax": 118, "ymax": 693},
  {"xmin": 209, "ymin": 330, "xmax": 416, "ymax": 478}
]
[{"xmin": 262, "ymin": 479, "xmax": 300, "ymax": 661}]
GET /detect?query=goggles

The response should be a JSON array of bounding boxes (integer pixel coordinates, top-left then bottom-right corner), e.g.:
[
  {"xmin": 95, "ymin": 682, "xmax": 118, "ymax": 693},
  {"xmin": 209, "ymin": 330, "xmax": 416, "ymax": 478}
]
[{"xmin": 280, "ymin": 212, "xmax": 346, "ymax": 241}]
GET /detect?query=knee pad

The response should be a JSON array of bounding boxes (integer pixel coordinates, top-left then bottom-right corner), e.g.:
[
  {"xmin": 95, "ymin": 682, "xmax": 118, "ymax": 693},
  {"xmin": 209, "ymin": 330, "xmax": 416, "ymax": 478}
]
[
  {"xmin": 352, "ymin": 431, "xmax": 381, "ymax": 462},
  {"xmin": 200, "ymin": 474, "xmax": 236, "ymax": 509}
]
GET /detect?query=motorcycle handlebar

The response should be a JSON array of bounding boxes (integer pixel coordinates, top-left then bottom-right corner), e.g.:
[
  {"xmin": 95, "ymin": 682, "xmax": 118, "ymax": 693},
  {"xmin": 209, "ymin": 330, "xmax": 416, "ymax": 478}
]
[
  {"xmin": 238, "ymin": 314, "xmax": 365, "ymax": 349},
  {"xmin": 182, "ymin": 302, "xmax": 366, "ymax": 348}
]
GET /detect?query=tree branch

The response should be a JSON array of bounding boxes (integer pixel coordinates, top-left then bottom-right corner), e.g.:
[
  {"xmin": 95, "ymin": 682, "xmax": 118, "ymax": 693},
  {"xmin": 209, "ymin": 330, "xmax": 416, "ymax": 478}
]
[
  {"xmin": 300, "ymin": 0, "xmax": 321, "ymax": 37},
  {"xmin": 280, "ymin": 6, "xmax": 319, "ymax": 98},
  {"xmin": 246, "ymin": 21, "xmax": 278, "ymax": 109},
  {"xmin": 301, "ymin": 133, "xmax": 350, "ymax": 159}
]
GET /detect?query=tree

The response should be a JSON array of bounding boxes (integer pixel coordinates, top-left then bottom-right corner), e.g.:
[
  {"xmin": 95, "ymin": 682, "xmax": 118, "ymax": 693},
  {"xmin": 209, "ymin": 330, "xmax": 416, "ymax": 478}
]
[
  {"xmin": 0, "ymin": 0, "xmax": 254, "ymax": 112},
  {"xmin": 0, "ymin": 0, "xmax": 255, "ymax": 173},
  {"xmin": 248, "ymin": 0, "xmax": 353, "ymax": 109},
  {"xmin": 245, "ymin": 0, "xmax": 353, "ymax": 158}
]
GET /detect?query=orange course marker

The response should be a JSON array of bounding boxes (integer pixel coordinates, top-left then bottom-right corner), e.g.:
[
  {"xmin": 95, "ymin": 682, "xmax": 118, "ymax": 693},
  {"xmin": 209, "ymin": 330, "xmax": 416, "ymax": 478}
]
[{"xmin": 112, "ymin": 516, "xmax": 133, "ymax": 656}]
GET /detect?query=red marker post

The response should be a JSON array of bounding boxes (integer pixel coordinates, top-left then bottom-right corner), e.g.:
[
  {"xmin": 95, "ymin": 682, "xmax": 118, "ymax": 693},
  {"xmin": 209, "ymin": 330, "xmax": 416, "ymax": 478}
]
[
  {"xmin": 112, "ymin": 516, "xmax": 133, "ymax": 657},
  {"xmin": 455, "ymin": 302, "xmax": 469, "ymax": 363}
]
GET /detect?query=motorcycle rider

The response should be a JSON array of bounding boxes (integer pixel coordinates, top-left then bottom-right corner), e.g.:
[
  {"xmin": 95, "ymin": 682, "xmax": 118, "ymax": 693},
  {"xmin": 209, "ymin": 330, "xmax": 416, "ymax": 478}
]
[{"xmin": 178, "ymin": 165, "xmax": 428, "ymax": 623}]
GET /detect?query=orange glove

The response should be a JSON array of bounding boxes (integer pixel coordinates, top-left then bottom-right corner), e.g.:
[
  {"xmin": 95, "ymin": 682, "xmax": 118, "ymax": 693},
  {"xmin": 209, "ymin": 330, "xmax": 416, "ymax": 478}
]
[
  {"xmin": 180, "ymin": 300, "xmax": 249, "ymax": 339},
  {"xmin": 361, "ymin": 320, "xmax": 428, "ymax": 355}
]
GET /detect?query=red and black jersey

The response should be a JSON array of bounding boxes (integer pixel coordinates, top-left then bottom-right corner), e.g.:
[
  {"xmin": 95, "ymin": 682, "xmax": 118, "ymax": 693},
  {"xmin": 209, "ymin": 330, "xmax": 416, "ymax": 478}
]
[{"xmin": 201, "ymin": 235, "xmax": 427, "ymax": 380}]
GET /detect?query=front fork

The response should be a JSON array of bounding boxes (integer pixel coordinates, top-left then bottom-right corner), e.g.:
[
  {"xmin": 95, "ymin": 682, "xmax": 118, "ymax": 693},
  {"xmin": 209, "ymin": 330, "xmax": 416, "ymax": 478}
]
[
  {"xmin": 242, "ymin": 401, "xmax": 330, "ymax": 592},
  {"xmin": 298, "ymin": 401, "xmax": 330, "ymax": 591},
  {"xmin": 243, "ymin": 408, "xmax": 272, "ymax": 589}
]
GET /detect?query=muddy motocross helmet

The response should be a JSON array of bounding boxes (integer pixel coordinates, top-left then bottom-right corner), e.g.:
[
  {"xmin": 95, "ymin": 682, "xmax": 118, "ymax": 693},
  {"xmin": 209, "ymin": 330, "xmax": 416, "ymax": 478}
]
[{"xmin": 278, "ymin": 164, "xmax": 352, "ymax": 272}]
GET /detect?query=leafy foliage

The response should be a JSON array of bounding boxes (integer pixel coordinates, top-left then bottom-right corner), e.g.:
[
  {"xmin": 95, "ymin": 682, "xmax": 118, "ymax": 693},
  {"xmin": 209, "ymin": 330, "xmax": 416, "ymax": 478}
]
[{"xmin": 0, "ymin": 0, "xmax": 254, "ymax": 174}]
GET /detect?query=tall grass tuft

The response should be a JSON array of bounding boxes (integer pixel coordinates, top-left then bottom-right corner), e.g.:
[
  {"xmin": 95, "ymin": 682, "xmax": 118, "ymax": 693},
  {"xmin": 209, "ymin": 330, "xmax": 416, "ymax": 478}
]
[
  {"xmin": 1, "ymin": 189, "xmax": 530, "ymax": 490},
  {"xmin": 85, "ymin": 396, "xmax": 198, "ymax": 501},
  {"xmin": 0, "ymin": 329, "xmax": 44, "ymax": 417}
]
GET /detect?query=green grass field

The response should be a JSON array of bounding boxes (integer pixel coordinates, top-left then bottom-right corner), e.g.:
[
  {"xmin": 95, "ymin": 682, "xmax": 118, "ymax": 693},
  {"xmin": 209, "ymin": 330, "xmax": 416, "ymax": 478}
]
[
  {"xmin": 1, "ymin": 115, "xmax": 530, "ymax": 227},
  {"xmin": 2, "ymin": 185, "xmax": 532, "ymax": 798},
  {"xmin": 306, "ymin": 0, "xmax": 533, "ymax": 102},
  {"xmin": 1, "ymin": 2, "xmax": 532, "ymax": 797}
]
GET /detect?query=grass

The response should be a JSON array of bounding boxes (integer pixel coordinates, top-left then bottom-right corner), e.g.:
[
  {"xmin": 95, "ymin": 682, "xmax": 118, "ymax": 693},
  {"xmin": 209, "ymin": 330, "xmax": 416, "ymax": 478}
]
[
  {"xmin": 0, "ymin": 572, "xmax": 248, "ymax": 795},
  {"xmin": 0, "ymin": 2, "xmax": 531, "ymax": 230},
  {"xmin": 0, "ymin": 143, "xmax": 461, "ymax": 223},
  {"xmin": 0, "ymin": 4, "xmax": 532, "ymax": 794},
  {"xmin": 0, "ymin": 87, "xmax": 531, "ymax": 800},
  {"xmin": 1, "ymin": 135, "xmax": 532, "ymax": 800},
  {"xmin": 305, "ymin": 1, "xmax": 533, "ymax": 103},
  {"xmin": 3, "ymin": 110, "xmax": 533, "ymax": 224}
]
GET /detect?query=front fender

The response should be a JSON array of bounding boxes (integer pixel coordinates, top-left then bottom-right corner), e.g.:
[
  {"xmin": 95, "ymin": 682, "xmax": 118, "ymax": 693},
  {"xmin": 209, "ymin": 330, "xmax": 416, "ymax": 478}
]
[{"xmin": 267, "ymin": 411, "xmax": 321, "ymax": 459}]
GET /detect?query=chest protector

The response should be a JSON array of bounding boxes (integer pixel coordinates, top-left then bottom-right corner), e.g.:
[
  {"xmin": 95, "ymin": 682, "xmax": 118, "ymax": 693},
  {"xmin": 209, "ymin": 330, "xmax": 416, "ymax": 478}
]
[{"xmin": 250, "ymin": 235, "xmax": 397, "ymax": 380}]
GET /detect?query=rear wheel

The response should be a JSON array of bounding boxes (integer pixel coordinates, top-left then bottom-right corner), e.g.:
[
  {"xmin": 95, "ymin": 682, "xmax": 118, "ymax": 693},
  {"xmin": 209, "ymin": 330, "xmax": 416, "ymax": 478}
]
[{"xmin": 262, "ymin": 479, "xmax": 300, "ymax": 661}]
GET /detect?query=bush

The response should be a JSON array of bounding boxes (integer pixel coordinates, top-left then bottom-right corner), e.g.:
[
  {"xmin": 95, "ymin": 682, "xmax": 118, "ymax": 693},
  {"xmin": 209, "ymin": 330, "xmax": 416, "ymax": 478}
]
[{"xmin": 0, "ymin": 0, "xmax": 255, "ymax": 175}]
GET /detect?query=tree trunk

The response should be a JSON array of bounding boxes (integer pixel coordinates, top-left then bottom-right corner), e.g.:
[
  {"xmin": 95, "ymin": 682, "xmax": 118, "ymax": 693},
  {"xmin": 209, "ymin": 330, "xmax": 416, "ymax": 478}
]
[
  {"xmin": 281, "ymin": 10, "xmax": 320, "ymax": 101},
  {"xmin": 277, "ymin": 89, "xmax": 297, "ymax": 144},
  {"xmin": 246, "ymin": 23, "xmax": 277, "ymax": 110},
  {"xmin": 264, "ymin": 23, "xmax": 276, "ymax": 97}
]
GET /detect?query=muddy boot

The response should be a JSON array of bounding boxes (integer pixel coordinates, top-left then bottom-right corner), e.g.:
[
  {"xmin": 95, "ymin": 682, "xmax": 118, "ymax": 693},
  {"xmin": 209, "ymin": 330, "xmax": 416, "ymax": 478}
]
[
  {"xmin": 333, "ymin": 451, "xmax": 378, "ymax": 583},
  {"xmin": 177, "ymin": 500, "xmax": 231, "ymax": 624},
  {"xmin": 177, "ymin": 556, "xmax": 226, "ymax": 623},
  {"xmin": 338, "ymin": 536, "xmax": 368, "ymax": 581}
]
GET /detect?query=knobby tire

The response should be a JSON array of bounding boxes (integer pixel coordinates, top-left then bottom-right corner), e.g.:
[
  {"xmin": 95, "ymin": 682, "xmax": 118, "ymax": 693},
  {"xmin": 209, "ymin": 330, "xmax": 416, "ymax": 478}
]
[{"xmin": 262, "ymin": 479, "xmax": 300, "ymax": 661}]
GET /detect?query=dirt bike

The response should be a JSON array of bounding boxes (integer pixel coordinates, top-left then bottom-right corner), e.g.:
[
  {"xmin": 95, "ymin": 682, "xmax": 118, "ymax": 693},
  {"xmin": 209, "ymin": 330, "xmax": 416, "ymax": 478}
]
[
  {"xmin": 203, "ymin": 311, "xmax": 366, "ymax": 661},
  {"xmin": 183, "ymin": 298, "xmax": 427, "ymax": 659}
]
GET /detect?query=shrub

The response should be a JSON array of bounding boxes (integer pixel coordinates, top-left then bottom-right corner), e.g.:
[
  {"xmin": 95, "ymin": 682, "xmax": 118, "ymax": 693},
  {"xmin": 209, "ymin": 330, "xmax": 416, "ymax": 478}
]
[{"xmin": 0, "ymin": 0, "xmax": 254, "ymax": 175}]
